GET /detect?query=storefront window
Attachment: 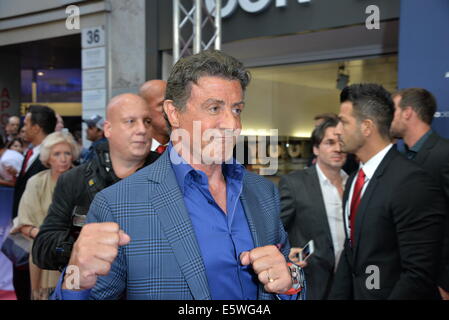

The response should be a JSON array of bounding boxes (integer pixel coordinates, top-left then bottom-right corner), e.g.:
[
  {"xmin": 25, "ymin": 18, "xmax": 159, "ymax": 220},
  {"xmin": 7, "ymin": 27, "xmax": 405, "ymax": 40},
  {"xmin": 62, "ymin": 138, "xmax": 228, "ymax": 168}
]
[{"xmin": 241, "ymin": 55, "xmax": 398, "ymax": 176}]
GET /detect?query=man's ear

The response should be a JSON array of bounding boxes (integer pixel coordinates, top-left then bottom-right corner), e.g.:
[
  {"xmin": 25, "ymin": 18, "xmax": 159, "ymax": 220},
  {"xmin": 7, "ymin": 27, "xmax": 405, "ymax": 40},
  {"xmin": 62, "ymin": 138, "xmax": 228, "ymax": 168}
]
[
  {"xmin": 313, "ymin": 145, "xmax": 319, "ymax": 157},
  {"xmin": 402, "ymin": 106, "xmax": 414, "ymax": 120},
  {"xmin": 103, "ymin": 121, "xmax": 111, "ymax": 138},
  {"xmin": 163, "ymin": 100, "xmax": 180, "ymax": 128},
  {"xmin": 361, "ymin": 119, "xmax": 374, "ymax": 137}
]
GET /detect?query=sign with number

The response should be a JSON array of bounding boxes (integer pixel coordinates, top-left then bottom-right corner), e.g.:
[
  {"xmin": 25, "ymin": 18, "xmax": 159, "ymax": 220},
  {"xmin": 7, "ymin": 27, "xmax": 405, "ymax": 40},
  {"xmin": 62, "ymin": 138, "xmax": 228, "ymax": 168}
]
[{"xmin": 82, "ymin": 26, "xmax": 105, "ymax": 48}]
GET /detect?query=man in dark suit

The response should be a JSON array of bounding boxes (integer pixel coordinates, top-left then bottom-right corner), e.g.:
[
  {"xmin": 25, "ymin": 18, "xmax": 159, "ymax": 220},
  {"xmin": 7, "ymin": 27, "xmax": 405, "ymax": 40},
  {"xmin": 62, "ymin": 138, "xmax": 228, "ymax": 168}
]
[
  {"xmin": 329, "ymin": 83, "xmax": 445, "ymax": 300},
  {"xmin": 280, "ymin": 117, "xmax": 348, "ymax": 299},
  {"xmin": 390, "ymin": 87, "xmax": 449, "ymax": 300},
  {"xmin": 12, "ymin": 104, "xmax": 56, "ymax": 300}
]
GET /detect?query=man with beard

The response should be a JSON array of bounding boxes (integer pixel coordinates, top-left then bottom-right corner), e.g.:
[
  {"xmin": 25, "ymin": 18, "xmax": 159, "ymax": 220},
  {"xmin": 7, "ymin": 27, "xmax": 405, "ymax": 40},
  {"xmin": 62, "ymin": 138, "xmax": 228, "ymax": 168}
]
[{"xmin": 390, "ymin": 88, "xmax": 449, "ymax": 300}]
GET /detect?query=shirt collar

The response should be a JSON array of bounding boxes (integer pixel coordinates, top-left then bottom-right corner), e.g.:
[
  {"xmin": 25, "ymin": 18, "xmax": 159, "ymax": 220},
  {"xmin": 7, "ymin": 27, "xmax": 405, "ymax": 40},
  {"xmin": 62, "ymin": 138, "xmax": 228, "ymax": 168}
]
[
  {"xmin": 360, "ymin": 143, "xmax": 393, "ymax": 180},
  {"xmin": 169, "ymin": 142, "xmax": 245, "ymax": 193},
  {"xmin": 406, "ymin": 129, "xmax": 432, "ymax": 153},
  {"xmin": 32, "ymin": 144, "xmax": 41, "ymax": 153},
  {"xmin": 315, "ymin": 162, "xmax": 348, "ymax": 186}
]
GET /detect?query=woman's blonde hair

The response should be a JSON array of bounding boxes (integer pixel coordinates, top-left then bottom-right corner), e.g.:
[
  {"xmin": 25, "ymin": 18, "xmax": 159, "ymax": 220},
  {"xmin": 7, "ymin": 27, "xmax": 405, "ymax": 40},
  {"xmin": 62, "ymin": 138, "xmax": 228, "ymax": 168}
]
[{"xmin": 40, "ymin": 131, "xmax": 80, "ymax": 168}]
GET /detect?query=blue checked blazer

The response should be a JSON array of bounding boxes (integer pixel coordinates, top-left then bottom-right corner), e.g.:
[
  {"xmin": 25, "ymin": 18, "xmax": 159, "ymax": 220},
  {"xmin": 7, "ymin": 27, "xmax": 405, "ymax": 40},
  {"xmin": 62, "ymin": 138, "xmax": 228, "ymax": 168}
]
[{"xmin": 86, "ymin": 150, "xmax": 291, "ymax": 300}]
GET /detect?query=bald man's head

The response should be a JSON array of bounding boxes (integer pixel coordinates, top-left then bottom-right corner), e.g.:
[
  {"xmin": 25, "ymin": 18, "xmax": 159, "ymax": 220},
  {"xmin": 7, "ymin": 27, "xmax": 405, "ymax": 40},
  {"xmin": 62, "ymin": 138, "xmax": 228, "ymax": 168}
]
[
  {"xmin": 104, "ymin": 93, "xmax": 152, "ymax": 162},
  {"xmin": 139, "ymin": 80, "xmax": 169, "ymax": 144}
]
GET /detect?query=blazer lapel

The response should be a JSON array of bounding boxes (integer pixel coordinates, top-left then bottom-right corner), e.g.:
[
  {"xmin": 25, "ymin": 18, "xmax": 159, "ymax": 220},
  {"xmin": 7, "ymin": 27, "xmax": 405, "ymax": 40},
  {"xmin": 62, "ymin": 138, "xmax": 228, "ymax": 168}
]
[
  {"xmin": 148, "ymin": 152, "xmax": 211, "ymax": 300},
  {"xmin": 240, "ymin": 181, "xmax": 267, "ymax": 249},
  {"xmin": 353, "ymin": 148, "xmax": 396, "ymax": 261},
  {"xmin": 308, "ymin": 166, "xmax": 334, "ymax": 249},
  {"xmin": 240, "ymin": 174, "xmax": 275, "ymax": 300},
  {"xmin": 341, "ymin": 170, "xmax": 357, "ymax": 264}
]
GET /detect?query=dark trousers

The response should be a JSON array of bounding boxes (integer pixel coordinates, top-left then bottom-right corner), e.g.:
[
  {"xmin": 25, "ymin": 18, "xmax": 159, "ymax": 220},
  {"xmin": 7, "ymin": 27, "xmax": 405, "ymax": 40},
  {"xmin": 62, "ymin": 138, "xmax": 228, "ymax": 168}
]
[{"xmin": 13, "ymin": 264, "xmax": 30, "ymax": 300}]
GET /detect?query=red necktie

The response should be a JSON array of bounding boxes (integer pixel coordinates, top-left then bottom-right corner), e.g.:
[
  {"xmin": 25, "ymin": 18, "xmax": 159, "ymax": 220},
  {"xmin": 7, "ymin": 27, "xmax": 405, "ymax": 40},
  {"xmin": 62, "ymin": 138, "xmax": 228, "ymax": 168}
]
[
  {"xmin": 350, "ymin": 168, "xmax": 365, "ymax": 244},
  {"xmin": 21, "ymin": 148, "xmax": 34, "ymax": 176},
  {"xmin": 156, "ymin": 145, "xmax": 167, "ymax": 154}
]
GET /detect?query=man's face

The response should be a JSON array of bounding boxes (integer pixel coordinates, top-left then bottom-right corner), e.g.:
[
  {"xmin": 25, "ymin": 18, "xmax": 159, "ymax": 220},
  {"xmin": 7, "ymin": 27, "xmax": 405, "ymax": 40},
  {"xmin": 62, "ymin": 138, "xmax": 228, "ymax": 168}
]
[
  {"xmin": 390, "ymin": 95, "xmax": 406, "ymax": 139},
  {"xmin": 335, "ymin": 102, "xmax": 365, "ymax": 154},
  {"xmin": 146, "ymin": 83, "xmax": 168, "ymax": 138},
  {"xmin": 6, "ymin": 117, "xmax": 20, "ymax": 135},
  {"xmin": 86, "ymin": 126, "xmax": 102, "ymax": 142},
  {"xmin": 23, "ymin": 113, "xmax": 38, "ymax": 144},
  {"xmin": 168, "ymin": 76, "xmax": 244, "ymax": 164},
  {"xmin": 104, "ymin": 99, "xmax": 152, "ymax": 161},
  {"xmin": 314, "ymin": 127, "xmax": 347, "ymax": 170}
]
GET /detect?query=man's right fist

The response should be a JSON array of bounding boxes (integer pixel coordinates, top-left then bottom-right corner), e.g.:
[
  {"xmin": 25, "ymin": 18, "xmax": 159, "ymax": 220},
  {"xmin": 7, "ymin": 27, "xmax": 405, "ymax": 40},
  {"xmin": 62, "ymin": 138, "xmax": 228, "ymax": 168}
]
[{"xmin": 63, "ymin": 222, "xmax": 131, "ymax": 290}]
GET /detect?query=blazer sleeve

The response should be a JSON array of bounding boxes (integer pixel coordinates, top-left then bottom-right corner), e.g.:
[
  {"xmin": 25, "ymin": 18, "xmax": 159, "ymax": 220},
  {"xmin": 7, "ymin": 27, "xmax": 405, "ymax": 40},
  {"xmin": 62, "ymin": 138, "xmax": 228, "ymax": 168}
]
[
  {"xmin": 388, "ymin": 171, "xmax": 445, "ymax": 299},
  {"xmin": 86, "ymin": 192, "xmax": 127, "ymax": 300}
]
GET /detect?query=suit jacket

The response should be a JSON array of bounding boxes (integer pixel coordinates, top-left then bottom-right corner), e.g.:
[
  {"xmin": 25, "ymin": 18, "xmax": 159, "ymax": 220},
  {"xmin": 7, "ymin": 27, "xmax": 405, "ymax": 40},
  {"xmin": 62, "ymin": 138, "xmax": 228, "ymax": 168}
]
[
  {"xmin": 12, "ymin": 156, "xmax": 46, "ymax": 218},
  {"xmin": 279, "ymin": 165, "xmax": 337, "ymax": 300},
  {"xmin": 329, "ymin": 147, "xmax": 445, "ymax": 300},
  {"xmin": 84, "ymin": 150, "xmax": 291, "ymax": 300},
  {"xmin": 411, "ymin": 131, "xmax": 449, "ymax": 291}
]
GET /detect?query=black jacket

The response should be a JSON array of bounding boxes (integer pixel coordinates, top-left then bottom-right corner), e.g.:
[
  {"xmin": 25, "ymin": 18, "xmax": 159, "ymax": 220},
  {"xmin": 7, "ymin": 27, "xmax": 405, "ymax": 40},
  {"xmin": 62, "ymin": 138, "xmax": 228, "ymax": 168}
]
[
  {"xmin": 410, "ymin": 132, "xmax": 449, "ymax": 291},
  {"xmin": 32, "ymin": 142, "xmax": 160, "ymax": 270},
  {"xmin": 13, "ymin": 156, "xmax": 46, "ymax": 218},
  {"xmin": 279, "ymin": 165, "xmax": 337, "ymax": 300},
  {"xmin": 329, "ymin": 148, "xmax": 445, "ymax": 299}
]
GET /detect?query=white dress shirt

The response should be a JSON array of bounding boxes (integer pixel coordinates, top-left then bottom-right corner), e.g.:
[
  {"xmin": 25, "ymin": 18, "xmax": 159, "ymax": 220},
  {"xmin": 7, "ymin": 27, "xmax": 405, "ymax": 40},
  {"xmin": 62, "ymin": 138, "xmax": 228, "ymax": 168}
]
[
  {"xmin": 150, "ymin": 138, "xmax": 168, "ymax": 152},
  {"xmin": 345, "ymin": 144, "xmax": 393, "ymax": 237},
  {"xmin": 316, "ymin": 163, "xmax": 348, "ymax": 270}
]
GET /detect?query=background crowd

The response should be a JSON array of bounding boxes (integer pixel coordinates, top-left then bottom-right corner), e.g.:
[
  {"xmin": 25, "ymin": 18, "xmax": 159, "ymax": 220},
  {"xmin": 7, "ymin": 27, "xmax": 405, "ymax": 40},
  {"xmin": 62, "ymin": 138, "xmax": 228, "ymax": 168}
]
[{"xmin": 0, "ymin": 54, "xmax": 448, "ymax": 300}]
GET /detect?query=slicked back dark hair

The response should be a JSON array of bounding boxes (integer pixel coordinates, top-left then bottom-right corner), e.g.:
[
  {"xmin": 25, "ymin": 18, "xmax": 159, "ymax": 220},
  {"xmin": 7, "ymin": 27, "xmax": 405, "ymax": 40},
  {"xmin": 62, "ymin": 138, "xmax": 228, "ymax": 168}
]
[
  {"xmin": 28, "ymin": 105, "xmax": 56, "ymax": 135},
  {"xmin": 311, "ymin": 117, "xmax": 339, "ymax": 147},
  {"xmin": 340, "ymin": 83, "xmax": 394, "ymax": 139},
  {"xmin": 165, "ymin": 50, "xmax": 251, "ymax": 111},
  {"xmin": 394, "ymin": 88, "xmax": 437, "ymax": 125}
]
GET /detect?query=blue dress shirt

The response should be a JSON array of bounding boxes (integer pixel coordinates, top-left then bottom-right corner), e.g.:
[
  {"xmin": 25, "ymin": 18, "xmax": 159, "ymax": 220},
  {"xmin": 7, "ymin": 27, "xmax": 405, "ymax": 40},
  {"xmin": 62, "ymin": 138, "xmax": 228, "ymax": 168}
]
[{"xmin": 169, "ymin": 144, "xmax": 258, "ymax": 300}]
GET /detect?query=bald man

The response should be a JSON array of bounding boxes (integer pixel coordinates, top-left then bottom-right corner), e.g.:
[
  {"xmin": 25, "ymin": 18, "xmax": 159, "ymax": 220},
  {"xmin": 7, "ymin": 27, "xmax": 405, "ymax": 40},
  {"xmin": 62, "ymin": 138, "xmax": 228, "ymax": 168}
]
[
  {"xmin": 139, "ymin": 80, "xmax": 170, "ymax": 154},
  {"xmin": 32, "ymin": 94, "xmax": 161, "ymax": 271},
  {"xmin": 5, "ymin": 115, "xmax": 20, "ymax": 142}
]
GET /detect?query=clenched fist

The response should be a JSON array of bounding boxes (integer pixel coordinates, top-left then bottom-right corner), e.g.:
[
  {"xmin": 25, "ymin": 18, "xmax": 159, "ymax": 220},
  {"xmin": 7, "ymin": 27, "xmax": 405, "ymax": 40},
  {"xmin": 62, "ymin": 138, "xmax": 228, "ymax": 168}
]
[
  {"xmin": 240, "ymin": 245, "xmax": 292, "ymax": 294},
  {"xmin": 63, "ymin": 222, "xmax": 130, "ymax": 290}
]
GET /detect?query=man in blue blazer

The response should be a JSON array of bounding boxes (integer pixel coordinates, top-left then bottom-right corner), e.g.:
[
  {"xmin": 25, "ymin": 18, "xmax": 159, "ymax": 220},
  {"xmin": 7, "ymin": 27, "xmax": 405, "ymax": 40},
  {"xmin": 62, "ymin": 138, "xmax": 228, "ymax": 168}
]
[{"xmin": 53, "ymin": 50, "xmax": 303, "ymax": 300}]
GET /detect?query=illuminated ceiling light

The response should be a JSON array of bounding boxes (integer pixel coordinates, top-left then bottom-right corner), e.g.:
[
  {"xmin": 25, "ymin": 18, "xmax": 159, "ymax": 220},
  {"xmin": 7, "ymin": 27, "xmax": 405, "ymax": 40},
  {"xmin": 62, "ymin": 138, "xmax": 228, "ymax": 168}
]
[{"xmin": 37, "ymin": 71, "xmax": 45, "ymax": 76}]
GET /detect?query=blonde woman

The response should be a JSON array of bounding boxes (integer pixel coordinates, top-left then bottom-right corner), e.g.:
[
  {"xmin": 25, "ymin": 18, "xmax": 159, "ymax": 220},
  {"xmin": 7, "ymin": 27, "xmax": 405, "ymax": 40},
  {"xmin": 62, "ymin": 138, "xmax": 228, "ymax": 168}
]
[{"xmin": 14, "ymin": 131, "xmax": 80, "ymax": 300}]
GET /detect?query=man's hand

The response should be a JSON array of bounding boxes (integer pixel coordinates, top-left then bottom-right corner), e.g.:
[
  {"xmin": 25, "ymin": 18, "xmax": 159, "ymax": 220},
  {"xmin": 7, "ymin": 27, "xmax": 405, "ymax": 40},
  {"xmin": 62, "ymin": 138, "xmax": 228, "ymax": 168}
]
[
  {"xmin": 288, "ymin": 247, "xmax": 307, "ymax": 268},
  {"xmin": 240, "ymin": 245, "xmax": 292, "ymax": 294},
  {"xmin": 439, "ymin": 287, "xmax": 449, "ymax": 300},
  {"xmin": 63, "ymin": 222, "xmax": 130, "ymax": 290}
]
